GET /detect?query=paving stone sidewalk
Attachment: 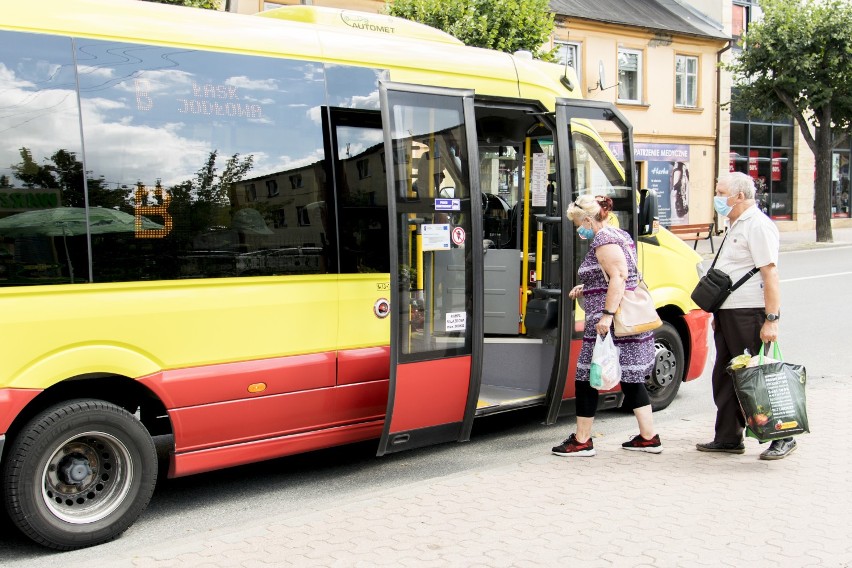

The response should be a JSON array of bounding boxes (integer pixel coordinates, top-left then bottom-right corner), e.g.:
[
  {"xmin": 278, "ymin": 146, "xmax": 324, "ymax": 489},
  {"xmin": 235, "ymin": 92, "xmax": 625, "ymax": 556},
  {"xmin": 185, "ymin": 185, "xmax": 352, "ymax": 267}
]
[{"xmin": 97, "ymin": 376, "xmax": 850, "ymax": 568}]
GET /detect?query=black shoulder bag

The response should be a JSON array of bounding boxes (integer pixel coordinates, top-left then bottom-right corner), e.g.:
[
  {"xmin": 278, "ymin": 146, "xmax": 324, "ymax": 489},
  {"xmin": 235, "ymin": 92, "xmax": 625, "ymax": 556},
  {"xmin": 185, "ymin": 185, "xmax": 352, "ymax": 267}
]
[{"xmin": 690, "ymin": 233, "xmax": 758, "ymax": 313}]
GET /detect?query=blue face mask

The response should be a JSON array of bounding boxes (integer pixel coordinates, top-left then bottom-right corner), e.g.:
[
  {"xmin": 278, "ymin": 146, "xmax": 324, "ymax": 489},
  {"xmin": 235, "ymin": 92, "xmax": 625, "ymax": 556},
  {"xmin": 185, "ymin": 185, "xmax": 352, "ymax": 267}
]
[
  {"xmin": 577, "ymin": 225, "xmax": 595, "ymax": 240},
  {"xmin": 714, "ymin": 196, "xmax": 733, "ymax": 217}
]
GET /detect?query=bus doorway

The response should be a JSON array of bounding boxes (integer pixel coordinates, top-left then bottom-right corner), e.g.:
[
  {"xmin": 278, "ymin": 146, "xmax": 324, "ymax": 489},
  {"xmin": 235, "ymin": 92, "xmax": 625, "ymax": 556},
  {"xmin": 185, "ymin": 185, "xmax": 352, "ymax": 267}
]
[
  {"xmin": 471, "ymin": 103, "xmax": 570, "ymax": 419},
  {"xmin": 472, "ymin": 99, "xmax": 642, "ymax": 423}
]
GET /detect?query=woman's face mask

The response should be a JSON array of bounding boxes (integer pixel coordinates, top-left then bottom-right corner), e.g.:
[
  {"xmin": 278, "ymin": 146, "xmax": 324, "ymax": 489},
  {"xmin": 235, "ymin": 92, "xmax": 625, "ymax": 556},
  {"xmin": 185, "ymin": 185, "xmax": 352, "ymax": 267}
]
[{"xmin": 577, "ymin": 219, "xmax": 594, "ymax": 240}]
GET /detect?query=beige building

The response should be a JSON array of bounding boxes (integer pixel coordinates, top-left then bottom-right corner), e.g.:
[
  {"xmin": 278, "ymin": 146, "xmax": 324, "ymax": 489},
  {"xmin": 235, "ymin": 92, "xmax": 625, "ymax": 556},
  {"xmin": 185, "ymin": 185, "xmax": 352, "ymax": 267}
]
[{"xmin": 548, "ymin": 0, "xmax": 728, "ymax": 228}]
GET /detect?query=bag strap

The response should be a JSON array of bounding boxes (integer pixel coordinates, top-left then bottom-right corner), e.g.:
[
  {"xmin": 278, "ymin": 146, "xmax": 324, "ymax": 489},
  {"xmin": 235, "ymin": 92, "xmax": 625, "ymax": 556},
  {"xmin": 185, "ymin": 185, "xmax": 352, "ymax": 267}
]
[
  {"xmin": 708, "ymin": 232, "xmax": 728, "ymax": 268},
  {"xmin": 730, "ymin": 267, "xmax": 759, "ymax": 291},
  {"xmin": 709, "ymin": 230, "xmax": 759, "ymax": 291},
  {"xmin": 758, "ymin": 342, "xmax": 784, "ymax": 364},
  {"xmin": 600, "ymin": 232, "xmax": 644, "ymax": 284}
]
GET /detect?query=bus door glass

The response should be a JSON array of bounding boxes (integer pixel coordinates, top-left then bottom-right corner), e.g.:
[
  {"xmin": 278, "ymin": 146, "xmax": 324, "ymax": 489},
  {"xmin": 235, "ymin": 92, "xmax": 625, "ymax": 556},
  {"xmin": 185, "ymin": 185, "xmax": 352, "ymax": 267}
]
[
  {"xmin": 547, "ymin": 99, "xmax": 637, "ymax": 422},
  {"xmin": 377, "ymin": 82, "xmax": 483, "ymax": 456}
]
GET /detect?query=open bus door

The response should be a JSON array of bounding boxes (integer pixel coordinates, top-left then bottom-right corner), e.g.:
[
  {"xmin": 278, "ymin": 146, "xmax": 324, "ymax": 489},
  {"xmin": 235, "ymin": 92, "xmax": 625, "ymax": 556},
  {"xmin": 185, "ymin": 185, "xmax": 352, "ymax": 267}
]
[
  {"xmin": 377, "ymin": 82, "xmax": 484, "ymax": 456},
  {"xmin": 543, "ymin": 98, "xmax": 637, "ymax": 424}
]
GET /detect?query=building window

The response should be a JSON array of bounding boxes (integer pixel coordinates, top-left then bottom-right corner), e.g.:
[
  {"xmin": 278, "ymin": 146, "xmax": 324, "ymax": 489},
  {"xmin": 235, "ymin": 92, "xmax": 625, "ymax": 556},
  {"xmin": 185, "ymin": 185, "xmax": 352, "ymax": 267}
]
[
  {"xmin": 617, "ymin": 48, "xmax": 642, "ymax": 104},
  {"xmin": 675, "ymin": 55, "xmax": 698, "ymax": 108},
  {"xmin": 289, "ymin": 174, "xmax": 302, "ymax": 189},
  {"xmin": 732, "ymin": 3, "xmax": 750, "ymax": 40},
  {"xmin": 554, "ymin": 41, "xmax": 581, "ymax": 83},
  {"xmin": 266, "ymin": 179, "xmax": 279, "ymax": 197},
  {"xmin": 356, "ymin": 158, "xmax": 370, "ymax": 179},
  {"xmin": 245, "ymin": 183, "xmax": 257, "ymax": 202},
  {"xmin": 296, "ymin": 205, "xmax": 311, "ymax": 227}
]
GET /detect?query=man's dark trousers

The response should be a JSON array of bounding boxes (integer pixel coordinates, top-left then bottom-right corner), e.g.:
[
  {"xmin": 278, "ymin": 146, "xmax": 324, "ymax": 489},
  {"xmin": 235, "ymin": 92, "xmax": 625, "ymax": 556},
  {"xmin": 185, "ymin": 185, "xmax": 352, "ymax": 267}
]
[{"xmin": 711, "ymin": 308, "xmax": 765, "ymax": 443}]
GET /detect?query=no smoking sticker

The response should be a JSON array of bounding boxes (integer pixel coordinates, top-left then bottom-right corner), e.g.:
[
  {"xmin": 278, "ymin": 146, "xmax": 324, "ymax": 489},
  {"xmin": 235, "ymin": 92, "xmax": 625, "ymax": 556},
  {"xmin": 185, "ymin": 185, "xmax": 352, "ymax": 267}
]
[{"xmin": 451, "ymin": 227, "xmax": 465, "ymax": 246}]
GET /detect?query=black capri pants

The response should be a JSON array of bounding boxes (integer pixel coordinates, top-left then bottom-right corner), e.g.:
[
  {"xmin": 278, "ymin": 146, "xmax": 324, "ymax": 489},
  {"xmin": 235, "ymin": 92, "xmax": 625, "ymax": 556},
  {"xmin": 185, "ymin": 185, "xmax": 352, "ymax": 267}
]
[{"xmin": 575, "ymin": 379, "xmax": 651, "ymax": 417}]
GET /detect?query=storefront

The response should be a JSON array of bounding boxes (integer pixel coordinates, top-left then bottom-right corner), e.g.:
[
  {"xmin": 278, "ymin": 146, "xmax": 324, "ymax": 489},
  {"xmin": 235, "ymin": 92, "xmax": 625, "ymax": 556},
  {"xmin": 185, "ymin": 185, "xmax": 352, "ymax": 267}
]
[
  {"xmin": 729, "ymin": 107, "xmax": 795, "ymax": 220},
  {"xmin": 831, "ymin": 146, "xmax": 850, "ymax": 218}
]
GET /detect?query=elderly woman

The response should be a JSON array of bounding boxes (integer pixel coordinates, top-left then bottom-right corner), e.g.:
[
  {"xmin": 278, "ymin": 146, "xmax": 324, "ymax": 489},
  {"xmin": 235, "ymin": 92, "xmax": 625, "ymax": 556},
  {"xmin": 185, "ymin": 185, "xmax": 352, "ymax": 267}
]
[{"xmin": 551, "ymin": 194, "xmax": 661, "ymax": 456}]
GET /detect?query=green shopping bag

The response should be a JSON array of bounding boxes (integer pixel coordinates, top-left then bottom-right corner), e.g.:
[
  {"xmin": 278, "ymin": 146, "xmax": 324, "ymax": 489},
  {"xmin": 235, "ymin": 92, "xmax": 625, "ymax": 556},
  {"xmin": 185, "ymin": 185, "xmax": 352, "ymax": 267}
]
[{"xmin": 727, "ymin": 342, "xmax": 809, "ymax": 442}]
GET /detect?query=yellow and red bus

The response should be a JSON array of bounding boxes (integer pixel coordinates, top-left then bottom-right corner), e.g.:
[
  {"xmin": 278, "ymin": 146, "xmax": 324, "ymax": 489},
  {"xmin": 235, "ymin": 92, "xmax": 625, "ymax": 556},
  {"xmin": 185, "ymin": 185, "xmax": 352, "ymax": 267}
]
[{"xmin": 0, "ymin": 0, "xmax": 711, "ymax": 549}]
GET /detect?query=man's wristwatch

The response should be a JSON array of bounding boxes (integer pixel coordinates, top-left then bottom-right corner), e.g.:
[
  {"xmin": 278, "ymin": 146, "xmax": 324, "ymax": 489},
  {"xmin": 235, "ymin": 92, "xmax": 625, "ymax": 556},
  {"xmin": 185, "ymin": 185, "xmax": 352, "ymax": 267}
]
[
  {"xmin": 601, "ymin": 309, "xmax": 616, "ymax": 316},
  {"xmin": 764, "ymin": 312, "xmax": 780, "ymax": 322}
]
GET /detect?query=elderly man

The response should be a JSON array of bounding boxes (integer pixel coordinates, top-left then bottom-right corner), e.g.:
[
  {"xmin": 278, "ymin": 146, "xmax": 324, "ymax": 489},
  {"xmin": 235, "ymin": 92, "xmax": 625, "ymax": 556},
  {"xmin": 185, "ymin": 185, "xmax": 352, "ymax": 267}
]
[{"xmin": 696, "ymin": 172, "xmax": 795, "ymax": 460}]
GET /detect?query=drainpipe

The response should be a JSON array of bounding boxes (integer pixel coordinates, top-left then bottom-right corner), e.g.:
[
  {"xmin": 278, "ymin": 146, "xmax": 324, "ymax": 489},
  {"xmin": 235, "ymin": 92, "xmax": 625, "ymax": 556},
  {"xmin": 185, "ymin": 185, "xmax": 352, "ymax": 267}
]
[{"xmin": 713, "ymin": 39, "xmax": 733, "ymax": 233}]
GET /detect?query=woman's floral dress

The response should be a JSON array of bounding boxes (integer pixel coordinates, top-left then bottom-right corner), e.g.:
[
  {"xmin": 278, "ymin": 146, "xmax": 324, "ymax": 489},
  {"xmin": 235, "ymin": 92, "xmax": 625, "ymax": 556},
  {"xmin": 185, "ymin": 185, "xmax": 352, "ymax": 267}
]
[{"xmin": 576, "ymin": 227, "xmax": 655, "ymax": 383}]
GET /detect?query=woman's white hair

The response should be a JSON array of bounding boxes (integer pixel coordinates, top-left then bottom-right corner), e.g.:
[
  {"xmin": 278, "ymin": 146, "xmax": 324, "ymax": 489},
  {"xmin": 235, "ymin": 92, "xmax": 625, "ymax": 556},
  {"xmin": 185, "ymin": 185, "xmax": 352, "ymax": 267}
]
[
  {"xmin": 566, "ymin": 194, "xmax": 601, "ymax": 224},
  {"xmin": 719, "ymin": 172, "xmax": 756, "ymax": 199}
]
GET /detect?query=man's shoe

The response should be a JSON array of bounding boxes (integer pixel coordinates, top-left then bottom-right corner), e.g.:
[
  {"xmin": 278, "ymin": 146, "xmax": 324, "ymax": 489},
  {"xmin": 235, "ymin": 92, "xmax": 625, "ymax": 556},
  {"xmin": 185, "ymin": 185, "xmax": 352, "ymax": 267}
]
[
  {"xmin": 622, "ymin": 434, "xmax": 663, "ymax": 454},
  {"xmin": 760, "ymin": 437, "xmax": 797, "ymax": 460},
  {"xmin": 552, "ymin": 433, "xmax": 596, "ymax": 457},
  {"xmin": 696, "ymin": 440, "xmax": 745, "ymax": 454}
]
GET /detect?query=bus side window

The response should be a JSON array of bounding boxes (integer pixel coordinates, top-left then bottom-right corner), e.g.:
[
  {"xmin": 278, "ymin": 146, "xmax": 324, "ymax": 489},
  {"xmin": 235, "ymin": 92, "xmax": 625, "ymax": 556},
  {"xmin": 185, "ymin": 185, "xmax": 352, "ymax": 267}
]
[
  {"xmin": 76, "ymin": 41, "xmax": 333, "ymax": 281},
  {"xmin": 331, "ymin": 111, "xmax": 390, "ymax": 275},
  {"xmin": 0, "ymin": 32, "xmax": 85, "ymax": 286}
]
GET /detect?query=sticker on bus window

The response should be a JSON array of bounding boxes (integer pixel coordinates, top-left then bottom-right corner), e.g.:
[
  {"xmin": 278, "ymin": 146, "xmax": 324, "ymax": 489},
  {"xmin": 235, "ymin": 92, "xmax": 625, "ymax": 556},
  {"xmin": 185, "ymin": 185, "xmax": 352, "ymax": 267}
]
[
  {"xmin": 531, "ymin": 153, "xmax": 548, "ymax": 207},
  {"xmin": 434, "ymin": 198, "xmax": 460, "ymax": 211},
  {"xmin": 451, "ymin": 227, "xmax": 465, "ymax": 246},
  {"xmin": 421, "ymin": 223, "xmax": 450, "ymax": 251},
  {"xmin": 446, "ymin": 311, "xmax": 466, "ymax": 331}
]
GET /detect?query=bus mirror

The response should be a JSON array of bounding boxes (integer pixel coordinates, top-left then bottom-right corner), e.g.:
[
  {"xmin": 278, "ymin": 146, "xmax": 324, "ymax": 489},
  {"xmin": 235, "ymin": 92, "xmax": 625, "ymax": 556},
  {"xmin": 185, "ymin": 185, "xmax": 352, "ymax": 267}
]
[{"xmin": 638, "ymin": 188, "xmax": 659, "ymax": 236}]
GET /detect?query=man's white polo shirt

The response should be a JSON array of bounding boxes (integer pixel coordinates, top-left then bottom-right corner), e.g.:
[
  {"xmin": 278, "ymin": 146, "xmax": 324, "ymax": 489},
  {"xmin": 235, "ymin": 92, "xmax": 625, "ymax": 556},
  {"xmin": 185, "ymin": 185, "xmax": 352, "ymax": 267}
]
[{"xmin": 716, "ymin": 205, "xmax": 779, "ymax": 309}]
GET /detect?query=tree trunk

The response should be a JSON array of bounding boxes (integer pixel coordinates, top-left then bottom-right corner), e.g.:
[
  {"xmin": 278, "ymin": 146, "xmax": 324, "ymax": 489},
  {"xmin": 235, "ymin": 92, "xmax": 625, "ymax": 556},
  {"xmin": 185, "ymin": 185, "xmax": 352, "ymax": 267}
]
[{"xmin": 814, "ymin": 118, "xmax": 834, "ymax": 243}]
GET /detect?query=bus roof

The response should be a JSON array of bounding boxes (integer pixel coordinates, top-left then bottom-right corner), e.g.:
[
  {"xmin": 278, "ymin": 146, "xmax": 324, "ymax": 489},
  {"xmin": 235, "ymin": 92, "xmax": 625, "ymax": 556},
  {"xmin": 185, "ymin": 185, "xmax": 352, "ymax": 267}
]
[{"xmin": 4, "ymin": 0, "xmax": 577, "ymax": 107}]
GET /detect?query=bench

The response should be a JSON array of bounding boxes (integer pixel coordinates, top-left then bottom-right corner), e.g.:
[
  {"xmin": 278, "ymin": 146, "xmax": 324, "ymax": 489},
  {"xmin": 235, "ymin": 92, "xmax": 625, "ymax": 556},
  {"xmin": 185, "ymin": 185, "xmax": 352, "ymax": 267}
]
[{"xmin": 668, "ymin": 222, "xmax": 716, "ymax": 253}]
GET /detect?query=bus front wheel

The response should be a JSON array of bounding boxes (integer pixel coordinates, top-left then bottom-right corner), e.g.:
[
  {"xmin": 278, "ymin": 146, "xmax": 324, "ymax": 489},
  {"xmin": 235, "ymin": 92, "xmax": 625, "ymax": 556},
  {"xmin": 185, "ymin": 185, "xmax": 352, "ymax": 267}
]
[
  {"xmin": 2, "ymin": 400, "xmax": 157, "ymax": 550},
  {"xmin": 646, "ymin": 322, "xmax": 685, "ymax": 411}
]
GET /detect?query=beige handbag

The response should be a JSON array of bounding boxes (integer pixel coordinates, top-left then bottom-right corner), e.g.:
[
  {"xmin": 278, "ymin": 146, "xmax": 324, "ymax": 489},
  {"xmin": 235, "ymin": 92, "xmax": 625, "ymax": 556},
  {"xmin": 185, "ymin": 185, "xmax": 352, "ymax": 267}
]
[{"xmin": 613, "ymin": 280, "xmax": 662, "ymax": 337}]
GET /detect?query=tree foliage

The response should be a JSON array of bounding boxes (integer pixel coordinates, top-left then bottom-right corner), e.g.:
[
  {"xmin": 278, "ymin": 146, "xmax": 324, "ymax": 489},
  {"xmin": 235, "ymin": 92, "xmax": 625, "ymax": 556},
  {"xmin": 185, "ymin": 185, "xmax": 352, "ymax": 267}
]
[
  {"xmin": 725, "ymin": 0, "xmax": 852, "ymax": 242},
  {"xmin": 386, "ymin": 0, "xmax": 555, "ymax": 60},
  {"xmin": 140, "ymin": 0, "xmax": 221, "ymax": 10}
]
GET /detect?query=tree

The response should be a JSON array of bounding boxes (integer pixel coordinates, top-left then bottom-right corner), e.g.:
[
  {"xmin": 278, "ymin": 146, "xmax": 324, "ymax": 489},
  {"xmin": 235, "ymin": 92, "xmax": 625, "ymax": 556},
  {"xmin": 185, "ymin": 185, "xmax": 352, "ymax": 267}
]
[
  {"xmin": 725, "ymin": 0, "xmax": 852, "ymax": 242},
  {"xmin": 140, "ymin": 0, "xmax": 221, "ymax": 10},
  {"xmin": 386, "ymin": 0, "xmax": 555, "ymax": 60}
]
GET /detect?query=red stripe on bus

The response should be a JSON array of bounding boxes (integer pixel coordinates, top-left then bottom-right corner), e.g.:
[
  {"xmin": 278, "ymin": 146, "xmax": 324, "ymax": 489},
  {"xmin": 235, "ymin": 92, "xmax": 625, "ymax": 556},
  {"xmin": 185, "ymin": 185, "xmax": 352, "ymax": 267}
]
[
  {"xmin": 138, "ymin": 351, "xmax": 337, "ymax": 409},
  {"xmin": 0, "ymin": 388, "xmax": 41, "ymax": 433},
  {"xmin": 684, "ymin": 310, "xmax": 712, "ymax": 381},
  {"xmin": 562, "ymin": 339, "xmax": 581, "ymax": 399},
  {"xmin": 337, "ymin": 346, "xmax": 390, "ymax": 385},
  {"xmin": 170, "ymin": 419, "xmax": 384, "ymax": 478},
  {"xmin": 169, "ymin": 380, "xmax": 388, "ymax": 453},
  {"xmin": 389, "ymin": 356, "xmax": 471, "ymax": 432}
]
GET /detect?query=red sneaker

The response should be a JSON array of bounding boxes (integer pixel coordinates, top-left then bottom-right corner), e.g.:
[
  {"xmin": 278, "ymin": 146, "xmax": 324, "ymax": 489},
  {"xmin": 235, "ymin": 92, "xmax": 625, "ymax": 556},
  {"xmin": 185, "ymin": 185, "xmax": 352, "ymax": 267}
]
[
  {"xmin": 621, "ymin": 434, "xmax": 663, "ymax": 453},
  {"xmin": 551, "ymin": 433, "xmax": 596, "ymax": 457}
]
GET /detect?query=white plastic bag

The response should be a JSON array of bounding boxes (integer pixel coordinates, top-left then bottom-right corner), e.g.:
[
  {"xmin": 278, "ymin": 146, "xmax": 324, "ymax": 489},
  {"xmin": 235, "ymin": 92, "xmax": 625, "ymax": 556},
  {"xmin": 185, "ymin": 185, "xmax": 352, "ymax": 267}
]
[{"xmin": 590, "ymin": 333, "xmax": 621, "ymax": 390}]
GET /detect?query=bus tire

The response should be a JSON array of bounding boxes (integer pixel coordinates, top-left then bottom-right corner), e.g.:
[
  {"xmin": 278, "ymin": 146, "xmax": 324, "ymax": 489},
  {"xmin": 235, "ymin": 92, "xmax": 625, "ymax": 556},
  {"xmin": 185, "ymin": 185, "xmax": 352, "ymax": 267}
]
[
  {"xmin": 2, "ymin": 399, "xmax": 157, "ymax": 550},
  {"xmin": 645, "ymin": 322, "xmax": 685, "ymax": 411}
]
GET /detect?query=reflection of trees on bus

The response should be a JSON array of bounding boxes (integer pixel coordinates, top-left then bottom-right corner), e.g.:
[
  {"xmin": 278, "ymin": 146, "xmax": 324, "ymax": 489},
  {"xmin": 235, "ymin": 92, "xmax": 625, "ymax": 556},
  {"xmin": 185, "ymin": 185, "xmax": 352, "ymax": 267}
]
[
  {"xmin": 0, "ymin": 147, "xmax": 267, "ymax": 283},
  {"xmin": 10, "ymin": 148, "xmax": 125, "ymax": 211}
]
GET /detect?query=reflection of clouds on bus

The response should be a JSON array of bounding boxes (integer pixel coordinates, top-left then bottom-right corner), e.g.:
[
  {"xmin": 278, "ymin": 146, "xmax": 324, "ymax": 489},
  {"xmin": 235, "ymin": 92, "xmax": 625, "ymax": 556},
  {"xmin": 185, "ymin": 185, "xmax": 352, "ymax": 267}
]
[
  {"xmin": 253, "ymin": 148, "xmax": 326, "ymax": 180},
  {"xmin": 340, "ymin": 90, "xmax": 380, "ymax": 110},
  {"xmin": 226, "ymin": 75, "xmax": 279, "ymax": 91},
  {"xmin": 0, "ymin": 73, "xmax": 81, "ymax": 180},
  {"xmin": 80, "ymin": 96, "xmax": 210, "ymax": 187}
]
